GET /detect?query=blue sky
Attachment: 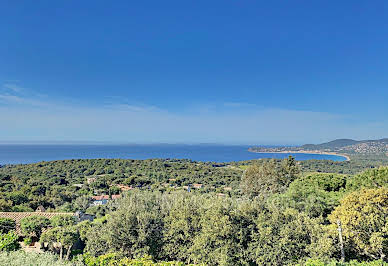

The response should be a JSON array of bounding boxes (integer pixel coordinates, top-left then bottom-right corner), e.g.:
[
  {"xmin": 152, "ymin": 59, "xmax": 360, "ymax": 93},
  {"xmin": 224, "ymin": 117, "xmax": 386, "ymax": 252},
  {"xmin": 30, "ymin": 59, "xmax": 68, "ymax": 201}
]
[{"xmin": 1, "ymin": 1, "xmax": 387, "ymax": 144}]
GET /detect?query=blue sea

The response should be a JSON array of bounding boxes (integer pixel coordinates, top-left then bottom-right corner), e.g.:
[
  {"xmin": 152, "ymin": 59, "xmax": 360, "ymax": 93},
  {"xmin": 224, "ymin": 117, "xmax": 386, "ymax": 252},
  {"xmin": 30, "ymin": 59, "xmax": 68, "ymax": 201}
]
[{"xmin": 0, "ymin": 144, "xmax": 347, "ymax": 165}]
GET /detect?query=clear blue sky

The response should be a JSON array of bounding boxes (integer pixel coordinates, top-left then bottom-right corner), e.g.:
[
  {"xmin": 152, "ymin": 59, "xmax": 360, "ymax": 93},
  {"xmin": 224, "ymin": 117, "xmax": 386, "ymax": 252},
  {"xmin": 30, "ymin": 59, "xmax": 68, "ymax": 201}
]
[{"xmin": 1, "ymin": 1, "xmax": 387, "ymax": 144}]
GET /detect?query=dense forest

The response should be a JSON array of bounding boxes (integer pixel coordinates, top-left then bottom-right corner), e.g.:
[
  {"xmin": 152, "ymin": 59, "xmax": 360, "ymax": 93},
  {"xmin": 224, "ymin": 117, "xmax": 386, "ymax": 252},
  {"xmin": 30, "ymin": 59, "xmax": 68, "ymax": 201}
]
[
  {"xmin": 0, "ymin": 157, "xmax": 382, "ymax": 213},
  {"xmin": 0, "ymin": 157, "xmax": 387, "ymax": 265}
]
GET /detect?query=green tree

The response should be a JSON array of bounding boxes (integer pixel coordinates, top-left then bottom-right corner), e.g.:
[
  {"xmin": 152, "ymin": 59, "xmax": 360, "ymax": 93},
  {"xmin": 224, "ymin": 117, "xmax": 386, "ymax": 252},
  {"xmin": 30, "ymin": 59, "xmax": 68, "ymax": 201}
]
[
  {"xmin": 50, "ymin": 215, "xmax": 76, "ymax": 227},
  {"xmin": 329, "ymin": 188, "xmax": 387, "ymax": 261},
  {"xmin": 241, "ymin": 156, "xmax": 300, "ymax": 197},
  {"xmin": 20, "ymin": 216, "xmax": 50, "ymax": 239},
  {"xmin": 40, "ymin": 226, "xmax": 79, "ymax": 260},
  {"xmin": 73, "ymin": 195, "xmax": 92, "ymax": 212},
  {"xmin": 274, "ymin": 173, "xmax": 347, "ymax": 218},
  {"xmin": 7, "ymin": 192, "xmax": 29, "ymax": 206},
  {"xmin": 85, "ymin": 192, "xmax": 164, "ymax": 259},
  {"xmin": 248, "ymin": 207, "xmax": 335, "ymax": 265},
  {"xmin": 0, "ymin": 199, "xmax": 12, "ymax": 211},
  {"xmin": 162, "ymin": 192, "xmax": 202, "ymax": 262},
  {"xmin": 189, "ymin": 198, "xmax": 252, "ymax": 265},
  {"xmin": 0, "ymin": 218, "xmax": 16, "ymax": 233}
]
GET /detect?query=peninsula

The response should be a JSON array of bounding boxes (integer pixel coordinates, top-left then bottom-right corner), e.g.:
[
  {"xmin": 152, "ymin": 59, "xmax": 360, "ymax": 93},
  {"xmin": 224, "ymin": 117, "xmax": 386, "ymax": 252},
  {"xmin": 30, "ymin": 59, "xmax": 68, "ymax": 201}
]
[{"xmin": 249, "ymin": 138, "xmax": 388, "ymax": 161}]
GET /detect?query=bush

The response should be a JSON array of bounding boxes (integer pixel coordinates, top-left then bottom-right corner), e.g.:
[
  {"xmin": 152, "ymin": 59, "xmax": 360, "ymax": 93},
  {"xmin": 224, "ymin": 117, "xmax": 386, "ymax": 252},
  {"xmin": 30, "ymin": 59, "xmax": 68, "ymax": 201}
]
[
  {"xmin": 329, "ymin": 188, "xmax": 388, "ymax": 261},
  {"xmin": 83, "ymin": 253, "xmax": 190, "ymax": 266},
  {"xmin": 274, "ymin": 173, "xmax": 347, "ymax": 218},
  {"xmin": 0, "ymin": 218, "xmax": 16, "ymax": 233},
  {"xmin": 0, "ymin": 250, "xmax": 83, "ymax": 266},
  {"xmin": 23, "ymin": 237, "xmax": 32, "ymax": 246},
  {"xmin": 0, "ymin": 231, "xmax": 20, "ymax": 251},
  {"xmin": 303, "ymin": 258, "xmax": 388, "ymax": 265}
]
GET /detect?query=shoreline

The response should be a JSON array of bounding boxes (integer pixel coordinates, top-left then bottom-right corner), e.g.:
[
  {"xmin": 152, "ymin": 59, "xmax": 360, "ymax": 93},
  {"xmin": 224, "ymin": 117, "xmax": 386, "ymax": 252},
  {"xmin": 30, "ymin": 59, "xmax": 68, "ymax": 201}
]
[{"xmin": 249, "ymin": 150, "xmax": 351, "ymax": 161}]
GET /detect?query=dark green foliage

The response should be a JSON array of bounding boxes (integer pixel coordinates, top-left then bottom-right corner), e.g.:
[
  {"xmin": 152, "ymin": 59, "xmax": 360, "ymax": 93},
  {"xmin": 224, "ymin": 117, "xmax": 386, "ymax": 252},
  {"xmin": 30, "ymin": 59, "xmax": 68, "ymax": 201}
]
[
  {"xmin": 274, "ymin": 173, "xmax": 348, "ymax": 218},
  {"xmin": 247, "ymin": 208, "xmax": 335, "ymax": 265},
  {"xmin": 20, "ymin": 216, "xmax": 50, "ymax": 238},
  {"xmin": 346, "ymin": 166, "xmax": 388, "ymax": 191},
  {"xmin": 0, "ymin": 218, "xmax": 16, "ymax": 233},
  {"xmin": 236, "ymin": 158, "xmax": 387, "ymax": 175},
  {"xmin": 85, "ymin": 192, "xmax": 165, "ymax": 259},
  {"xmin": 82, "ymin": 191, "xmax": 336, "ymax": 265},
  {"xmin": 0, "ymin": 158, "xmax": 387, "ymax": 264},
  {"xmin": 0, "ymin": 159, "xmax": 242, "ymax": 211}
]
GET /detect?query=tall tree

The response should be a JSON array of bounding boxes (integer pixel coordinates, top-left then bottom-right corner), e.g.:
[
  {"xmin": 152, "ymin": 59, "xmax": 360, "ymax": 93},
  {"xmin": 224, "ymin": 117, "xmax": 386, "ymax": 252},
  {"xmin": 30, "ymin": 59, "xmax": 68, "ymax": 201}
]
[{"xmin": 240, "ymin": 156, "xmax": 300, "ymax": 197}]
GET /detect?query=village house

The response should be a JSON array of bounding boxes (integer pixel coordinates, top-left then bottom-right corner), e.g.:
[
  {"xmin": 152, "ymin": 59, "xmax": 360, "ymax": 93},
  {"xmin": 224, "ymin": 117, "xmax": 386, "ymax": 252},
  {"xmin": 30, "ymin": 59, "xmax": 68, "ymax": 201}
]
[
  {"xmin": 115, "ymin": 184, "xmax": 132, "ymax": 191},
  {"xmin": 91, "ymin": 194, "xmax": 121, "ymax": 206}
]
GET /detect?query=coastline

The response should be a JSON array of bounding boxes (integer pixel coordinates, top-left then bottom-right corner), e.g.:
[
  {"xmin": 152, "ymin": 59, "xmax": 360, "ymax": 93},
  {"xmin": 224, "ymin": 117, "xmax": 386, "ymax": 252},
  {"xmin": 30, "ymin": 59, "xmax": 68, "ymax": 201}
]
[{"xmin": 249, "ymin": 150, "xmax": 351, "ymax": 161}]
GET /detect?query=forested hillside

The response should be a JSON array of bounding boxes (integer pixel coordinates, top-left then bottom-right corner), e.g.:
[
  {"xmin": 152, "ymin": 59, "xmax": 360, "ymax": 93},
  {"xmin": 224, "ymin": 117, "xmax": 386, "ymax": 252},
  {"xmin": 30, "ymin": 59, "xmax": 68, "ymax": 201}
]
[
  {"xmin": 0, "ymin": 157, "xmax": 386, "ymax": 265},
  {"xmin": 0, "ymin": 158, "xmax": 381, "ymax": 213}
]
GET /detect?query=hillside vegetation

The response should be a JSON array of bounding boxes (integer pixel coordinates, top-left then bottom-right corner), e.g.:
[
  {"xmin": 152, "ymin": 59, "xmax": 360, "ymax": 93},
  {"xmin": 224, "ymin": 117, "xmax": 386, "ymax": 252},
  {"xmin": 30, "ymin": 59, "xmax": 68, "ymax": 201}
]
[{"xmin": 0, "ymin": 158, "xmax": 386, "ymax": 265}]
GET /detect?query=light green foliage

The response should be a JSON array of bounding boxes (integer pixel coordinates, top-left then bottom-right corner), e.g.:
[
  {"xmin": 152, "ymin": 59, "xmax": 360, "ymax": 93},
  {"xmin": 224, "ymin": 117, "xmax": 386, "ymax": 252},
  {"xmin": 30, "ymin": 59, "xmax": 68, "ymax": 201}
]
[
  {"xmin": 23, "ymin": 236, "xmax": 32, "ymax": 246},
  {"xmin": 73, "ymin": 195, "xmax": 92, "ymax": 212},
  {"xmin": 84, "ymin": 253, "xmax": 191, "ymax": 266},
  {"xmin": 0, "ymin": 231, "xmax": 20, "ymax": 251},
  {"xmin": 329, "ymin": 188, "xmax": 388, "ymax": 261},
  {"xmin": 83, "ymin": 191, "xmax": 338, "ymax": 265},
  {"xmin": 50, "ymin": 215, "xmax": 76, "ymax": 227},
  {"xmin": 303, "ymin": 258, "xmax": 388, "ymax": 265},
  {"xmin": 0, "ymin": 218, "xmax": 16, "ymax": 233},
  {"xmin": 0, "ymin": 199, "xmax": 12, "ymax": 211},
  {"xmin": 0, "ymin": 250, "xmax": 83, "ymax": 266},
  {"xmin": 20, "ymin": 216, "xmax": 50, "ymax": 238}
]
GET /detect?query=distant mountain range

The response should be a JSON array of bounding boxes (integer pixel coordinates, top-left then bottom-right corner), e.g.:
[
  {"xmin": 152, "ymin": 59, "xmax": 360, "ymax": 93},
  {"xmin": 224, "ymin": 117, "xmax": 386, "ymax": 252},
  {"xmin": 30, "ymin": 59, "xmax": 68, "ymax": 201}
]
[{"xmin": 249, "ymin": 138, "xmax": 388, "ymax": 156}]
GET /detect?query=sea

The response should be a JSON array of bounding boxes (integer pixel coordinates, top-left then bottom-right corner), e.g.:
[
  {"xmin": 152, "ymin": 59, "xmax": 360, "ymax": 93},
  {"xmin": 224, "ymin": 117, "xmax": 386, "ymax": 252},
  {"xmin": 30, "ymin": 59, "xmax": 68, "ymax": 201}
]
[{"xmin": 0, "ymin": 144, "xmax": 347, "ymax": 165}]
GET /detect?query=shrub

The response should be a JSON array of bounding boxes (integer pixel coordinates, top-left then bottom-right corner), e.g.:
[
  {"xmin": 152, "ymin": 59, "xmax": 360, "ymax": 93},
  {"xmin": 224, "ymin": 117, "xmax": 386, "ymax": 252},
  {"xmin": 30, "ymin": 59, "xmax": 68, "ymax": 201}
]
[
  {"xmin": 329, "ymin": 188, "xmax": 388, "ymax": 261},
  {"xmin": 303, "ymin": 258, "xmax": 388, "ymax": 265},
  {"xmin": 0, "ymin": 231, "xmax": 20, "ymax": 251},
  {"xmin": 83, "ymin": 253, "xmax": 190, "ymax": 266},
  {"xmin": 0, "ymin": 218, "xmax": 16, "ymax": 233},
  {"xmin": 23, "ymin": 237, "xmax": 32, "ymax": 246},
  {"xmin": 0, "ymin": 250, "xmax": 83, "ymax": 266}
]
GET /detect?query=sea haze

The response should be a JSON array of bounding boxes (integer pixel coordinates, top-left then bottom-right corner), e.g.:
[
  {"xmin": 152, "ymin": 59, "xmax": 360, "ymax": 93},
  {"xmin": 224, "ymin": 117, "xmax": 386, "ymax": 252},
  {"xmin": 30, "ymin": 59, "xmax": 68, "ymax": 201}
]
[{"xmin": 0, "ymin": 144, "xmax": 347, "ymax": 165}]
